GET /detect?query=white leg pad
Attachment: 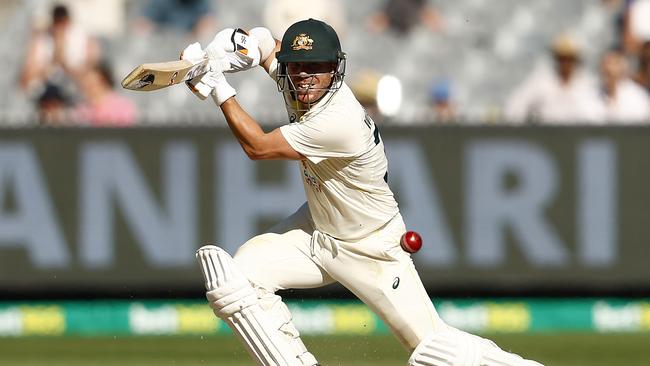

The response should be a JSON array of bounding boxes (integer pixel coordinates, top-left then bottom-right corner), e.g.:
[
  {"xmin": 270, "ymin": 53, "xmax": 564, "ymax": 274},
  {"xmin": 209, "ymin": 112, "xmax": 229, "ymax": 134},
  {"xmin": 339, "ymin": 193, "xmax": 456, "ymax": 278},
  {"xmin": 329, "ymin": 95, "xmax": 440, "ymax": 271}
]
[
  {"xmin": 257, "ymin": 289, "xmax": 318, "ymax": 366},
  {"xmin": 197, "ymin": 245, "xmax": 318, "ymax": 366},
  {"xmin": 408, "ymin": 328, "xmax": 544, "ymax": 366}
]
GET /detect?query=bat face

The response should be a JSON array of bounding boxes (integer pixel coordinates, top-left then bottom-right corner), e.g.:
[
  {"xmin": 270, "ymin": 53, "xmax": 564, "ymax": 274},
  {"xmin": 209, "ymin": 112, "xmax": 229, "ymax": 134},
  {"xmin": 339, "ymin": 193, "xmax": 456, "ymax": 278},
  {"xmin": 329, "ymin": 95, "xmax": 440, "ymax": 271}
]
[{"xmin": 121, "ymin": 58, "xmax": 208, "ymax": 91}]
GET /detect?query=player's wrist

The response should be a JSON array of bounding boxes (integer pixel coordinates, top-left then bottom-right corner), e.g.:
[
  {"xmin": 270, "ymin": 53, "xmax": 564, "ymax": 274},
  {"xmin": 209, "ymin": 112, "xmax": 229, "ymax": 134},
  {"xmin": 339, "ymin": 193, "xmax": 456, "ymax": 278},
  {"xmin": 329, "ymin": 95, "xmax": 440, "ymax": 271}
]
[
  {"xmin": 219, "ymin": 95, "xmax": 237, "ymax": 108},
  {"xmin": 210, "ymin": 72, "xmax": 237, "ymax": 106}
]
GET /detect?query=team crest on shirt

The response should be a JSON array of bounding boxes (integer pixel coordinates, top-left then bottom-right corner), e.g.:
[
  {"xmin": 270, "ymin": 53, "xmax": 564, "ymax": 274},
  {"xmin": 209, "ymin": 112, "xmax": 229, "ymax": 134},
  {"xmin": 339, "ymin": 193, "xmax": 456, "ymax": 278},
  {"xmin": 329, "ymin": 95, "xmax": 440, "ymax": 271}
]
[{"xmin": 292, "ymin": 34, "xmax": 314, "ymax": 51}]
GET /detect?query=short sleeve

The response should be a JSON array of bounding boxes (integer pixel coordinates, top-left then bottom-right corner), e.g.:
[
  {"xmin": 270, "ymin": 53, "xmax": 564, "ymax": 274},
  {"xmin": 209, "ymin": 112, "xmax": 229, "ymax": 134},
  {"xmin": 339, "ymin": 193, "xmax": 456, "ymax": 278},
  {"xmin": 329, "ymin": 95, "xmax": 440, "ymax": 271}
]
[{"xmin": 280, "ymin": 111, "xmax": 363, "ymax": 164}]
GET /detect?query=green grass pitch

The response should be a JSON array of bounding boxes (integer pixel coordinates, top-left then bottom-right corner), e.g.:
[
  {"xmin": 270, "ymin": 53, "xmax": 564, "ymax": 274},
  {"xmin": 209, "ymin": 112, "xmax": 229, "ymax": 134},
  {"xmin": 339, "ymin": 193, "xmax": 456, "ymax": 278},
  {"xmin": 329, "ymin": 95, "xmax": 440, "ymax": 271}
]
[{"xmin": 1, "ymin": 333, "xmax": 649, "ymax": 365}]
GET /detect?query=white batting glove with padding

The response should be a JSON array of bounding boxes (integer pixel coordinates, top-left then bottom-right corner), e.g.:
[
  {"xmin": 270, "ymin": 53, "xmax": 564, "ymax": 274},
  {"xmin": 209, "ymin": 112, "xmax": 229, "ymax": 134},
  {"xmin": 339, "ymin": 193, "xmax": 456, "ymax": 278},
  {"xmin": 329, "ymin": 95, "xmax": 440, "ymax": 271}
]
[
  {"xmin": 180, "ymin": 42, "xmax": 205, "ymax": 66},
  {"xmin": 185, "ymin": 73, "xmax": 212, "ymax": 100},
  {"xmin": 249, "ymin": 27, "xmax": 276, "ymax": 62},
  {"xmin": 187, "ymin": 71, "xmax": 236, "ymax": 106},
  {"xmin": 181, "ymin": 42, "xmax": 230, "ymax": 100},
  {"xmin": 206, "ymin": 28, "xmax": 261, "ymax": 73}
]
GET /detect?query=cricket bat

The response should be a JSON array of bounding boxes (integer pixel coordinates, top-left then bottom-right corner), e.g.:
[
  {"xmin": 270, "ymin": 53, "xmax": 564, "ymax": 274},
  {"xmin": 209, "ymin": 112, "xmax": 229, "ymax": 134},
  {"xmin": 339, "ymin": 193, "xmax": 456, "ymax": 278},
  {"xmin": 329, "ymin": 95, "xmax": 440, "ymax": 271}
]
[{"xmin": 121, "ymin": 58, "xmax": 208, "ymax": 91}]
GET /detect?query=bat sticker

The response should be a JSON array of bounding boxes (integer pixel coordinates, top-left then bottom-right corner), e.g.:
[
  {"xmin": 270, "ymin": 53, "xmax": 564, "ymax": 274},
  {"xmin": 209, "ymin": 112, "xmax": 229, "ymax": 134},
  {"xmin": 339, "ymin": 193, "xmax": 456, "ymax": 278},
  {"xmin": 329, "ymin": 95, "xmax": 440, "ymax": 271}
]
[
  {"xmin": 186, "ymin": 64, "xmax": 206, "ymax": 80},
  {"xmin": 132, "ymin": 73, "xmax": 155, "ymax": 89}
]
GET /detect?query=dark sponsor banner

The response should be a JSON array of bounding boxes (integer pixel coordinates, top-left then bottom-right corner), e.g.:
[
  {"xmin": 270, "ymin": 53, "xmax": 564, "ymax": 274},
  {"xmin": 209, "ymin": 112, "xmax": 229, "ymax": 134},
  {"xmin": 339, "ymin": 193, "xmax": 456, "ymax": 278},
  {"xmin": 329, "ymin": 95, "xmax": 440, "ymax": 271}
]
[{"xmin": 0, "ymin": 127, "xmax": 648, "ymax": 294}]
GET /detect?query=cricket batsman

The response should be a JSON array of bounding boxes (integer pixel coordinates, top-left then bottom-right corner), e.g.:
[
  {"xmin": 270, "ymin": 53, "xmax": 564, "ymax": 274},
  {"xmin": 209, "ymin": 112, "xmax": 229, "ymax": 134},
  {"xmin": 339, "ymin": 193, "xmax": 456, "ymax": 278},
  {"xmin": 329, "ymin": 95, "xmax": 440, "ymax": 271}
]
[{"xmin": 184, "ymin": 19, "xmax": 543, "ymax": 366}]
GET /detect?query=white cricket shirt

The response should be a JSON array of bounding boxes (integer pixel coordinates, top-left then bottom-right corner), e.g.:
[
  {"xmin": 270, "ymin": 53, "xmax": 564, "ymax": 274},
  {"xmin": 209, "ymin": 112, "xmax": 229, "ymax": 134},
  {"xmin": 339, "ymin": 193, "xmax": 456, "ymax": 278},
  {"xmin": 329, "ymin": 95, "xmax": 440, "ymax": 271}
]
[{"xmin": 270, "ymin": 62, "xmax": 399, "ymax": 240}]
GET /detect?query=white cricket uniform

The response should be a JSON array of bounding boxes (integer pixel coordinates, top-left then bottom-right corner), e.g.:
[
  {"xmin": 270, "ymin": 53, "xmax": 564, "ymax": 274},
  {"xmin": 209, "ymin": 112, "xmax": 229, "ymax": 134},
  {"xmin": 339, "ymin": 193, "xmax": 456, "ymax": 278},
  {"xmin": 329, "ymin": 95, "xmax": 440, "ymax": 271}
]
[
  {"xmin": 280, "ymin": 84, "xmax": 398, "ymax": 240},
  {"xmin": 233, "ymin": 61, "xmax": 446, "ymax": 351}
]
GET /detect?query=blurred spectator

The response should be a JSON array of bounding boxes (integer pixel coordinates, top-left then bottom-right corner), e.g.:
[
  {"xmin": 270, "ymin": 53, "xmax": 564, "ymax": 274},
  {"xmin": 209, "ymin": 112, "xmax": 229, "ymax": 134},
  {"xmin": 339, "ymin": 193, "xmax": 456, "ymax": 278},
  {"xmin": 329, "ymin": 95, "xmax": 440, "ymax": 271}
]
[
  {"xmin": 134, "ymin": 0, "xmax": 215, "ymax": 39},
  {"xmin": 603, "ymin": 0, "xmax": 625, "ymax": 10},
  {"xmin": 633, "ymin": 40, "xmax": 650, "ymax": 92},
  {"xmin": 367, "ymin": 0, "xmax": 442, "ymax": 37},
  {"xmin": 37, "ymin": 83, "xmax": 72, "ymax": 125},
  {"xmin": 622, "ymin": 0, "xmax": 650, "ymax": 54},
  {"xmin": 33, "ymin": 0, "xmax": 128, "ymax": 39},
  {"xmin": 263, "ymin": 0, "xmax": 346, "ymax": 39},
  {"xmin": 605, "ymin": 0, "xmax": 627, "ymax": 50},
  {"xmin": 350, "ymin": 70, "xmax": 381, "ymax": 122},
  {"xmin": 20, "ymin": 4, "xmax": 101, "ymax": 98},
  {"xmin": 504, "ymin": 34, "xmax": 605, "ymax": 124},
  {"xmin": 428, "ymin": 79, "xmax": 456, "ymax": 123},
  {"xmin": 74, "ymin": 62, "xmax": 136, "ymax": 127},
  {"xmin": 600, "ymin": 50, "xmax": 650, "ymax": 123}
]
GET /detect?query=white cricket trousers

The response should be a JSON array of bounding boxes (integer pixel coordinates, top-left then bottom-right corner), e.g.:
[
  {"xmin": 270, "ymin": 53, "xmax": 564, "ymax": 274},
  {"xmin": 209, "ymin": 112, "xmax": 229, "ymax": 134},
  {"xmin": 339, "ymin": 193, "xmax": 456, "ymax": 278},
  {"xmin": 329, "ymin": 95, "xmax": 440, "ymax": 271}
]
[{"xmin": 233, "ymin": 203, "xmax": 447, "ymax": 351}]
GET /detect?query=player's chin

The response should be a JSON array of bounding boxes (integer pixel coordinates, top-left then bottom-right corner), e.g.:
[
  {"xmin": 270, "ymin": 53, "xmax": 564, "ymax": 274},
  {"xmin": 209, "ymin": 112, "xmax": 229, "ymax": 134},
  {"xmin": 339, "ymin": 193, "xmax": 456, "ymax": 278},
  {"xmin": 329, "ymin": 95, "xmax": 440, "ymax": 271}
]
[{"xmin": 297, "ymin": 91, "xmax": 324, "ymax": 105}]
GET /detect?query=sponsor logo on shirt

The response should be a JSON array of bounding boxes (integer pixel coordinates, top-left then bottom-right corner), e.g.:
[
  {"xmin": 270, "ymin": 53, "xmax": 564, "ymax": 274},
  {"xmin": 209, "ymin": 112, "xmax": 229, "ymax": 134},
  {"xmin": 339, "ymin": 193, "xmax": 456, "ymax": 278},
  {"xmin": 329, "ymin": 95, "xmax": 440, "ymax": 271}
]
[{"xmin": 302, "ymin": 161, "xmax": 322, "ymax": 193}]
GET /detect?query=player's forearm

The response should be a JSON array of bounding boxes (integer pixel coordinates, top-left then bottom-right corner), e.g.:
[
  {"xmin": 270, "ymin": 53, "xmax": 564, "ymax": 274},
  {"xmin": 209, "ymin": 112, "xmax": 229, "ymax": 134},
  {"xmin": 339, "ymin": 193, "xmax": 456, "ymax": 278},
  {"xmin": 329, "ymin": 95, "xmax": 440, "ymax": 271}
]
[
  {"xmin": 220, "ymin": 98, "xmax": 270, "ymax": 159},
  {"xmin": 220, "ymin": 98, "xmax": 302, "ymax": 160}
]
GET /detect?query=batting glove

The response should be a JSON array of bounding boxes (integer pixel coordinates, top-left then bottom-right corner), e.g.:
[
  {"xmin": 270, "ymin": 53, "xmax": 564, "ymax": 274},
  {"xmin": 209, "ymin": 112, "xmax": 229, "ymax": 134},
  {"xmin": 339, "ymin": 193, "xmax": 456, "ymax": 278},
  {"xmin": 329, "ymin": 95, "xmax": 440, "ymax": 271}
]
[
  {"xmin": 180, "ymin": 42, "xmax": 205, "ymax": 66},
  {"xmin": 181, "ymin": 42, "xmax": 230, "ymax": 100},
  {"xmin": 187, "ymin": 71, "xmax": 236, "ymax": 106},
  {"xmin": 206, "ymin": 28, "xmax": 261, "ymax": 73}
]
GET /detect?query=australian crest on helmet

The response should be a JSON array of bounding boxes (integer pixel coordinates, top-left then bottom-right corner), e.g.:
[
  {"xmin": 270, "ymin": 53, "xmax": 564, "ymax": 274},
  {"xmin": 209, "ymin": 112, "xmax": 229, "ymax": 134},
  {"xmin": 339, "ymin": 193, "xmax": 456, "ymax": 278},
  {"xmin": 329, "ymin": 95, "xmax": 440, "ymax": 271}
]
[{"xmin": 292, "ymin": 33, "xmax": 314, "ymax": 51}]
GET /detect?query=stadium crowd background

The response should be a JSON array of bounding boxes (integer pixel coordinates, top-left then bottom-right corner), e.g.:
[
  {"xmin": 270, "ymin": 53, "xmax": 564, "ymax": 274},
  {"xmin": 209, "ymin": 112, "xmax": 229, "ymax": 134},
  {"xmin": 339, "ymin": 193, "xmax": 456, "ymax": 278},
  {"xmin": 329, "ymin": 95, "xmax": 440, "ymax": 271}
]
[
  {"xmin": 1, "ymin": 0, "xmax": 650, "ymax": 126},
  {"xmin": 2, "ymin": 4, "xmax": 650, "ymax": 361}
]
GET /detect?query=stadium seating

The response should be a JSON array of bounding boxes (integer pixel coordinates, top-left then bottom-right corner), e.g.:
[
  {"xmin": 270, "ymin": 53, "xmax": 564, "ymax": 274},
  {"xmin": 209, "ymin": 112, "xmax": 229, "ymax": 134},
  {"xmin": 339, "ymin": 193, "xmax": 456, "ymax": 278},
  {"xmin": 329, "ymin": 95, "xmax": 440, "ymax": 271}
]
[{"xmin": 0, "ymin": 0, "xmax": 617, "ymax": 125}]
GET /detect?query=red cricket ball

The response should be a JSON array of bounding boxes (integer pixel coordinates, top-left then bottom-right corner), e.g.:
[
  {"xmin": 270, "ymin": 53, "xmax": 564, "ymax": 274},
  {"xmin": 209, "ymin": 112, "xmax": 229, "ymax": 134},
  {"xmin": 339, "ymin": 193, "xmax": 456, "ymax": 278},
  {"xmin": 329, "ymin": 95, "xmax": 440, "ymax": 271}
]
[{"xmin": 400, "ymin": 231, "xmax": 422, "ymax": 253}]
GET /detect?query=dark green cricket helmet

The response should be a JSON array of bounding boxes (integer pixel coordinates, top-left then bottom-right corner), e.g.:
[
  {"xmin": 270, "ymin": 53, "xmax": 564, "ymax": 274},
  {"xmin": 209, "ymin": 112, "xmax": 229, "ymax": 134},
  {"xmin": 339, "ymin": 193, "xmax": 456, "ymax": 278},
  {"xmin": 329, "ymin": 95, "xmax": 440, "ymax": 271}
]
[
  {"xmin": 275, "ymin": 19, "xmax": 347, "ymax": 112},
  {"xmin": 276, "ymin": 18, "xmax": 346, "ymax": 63}
]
